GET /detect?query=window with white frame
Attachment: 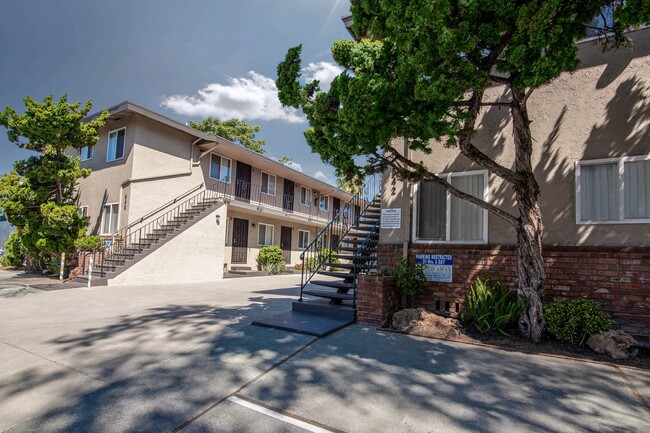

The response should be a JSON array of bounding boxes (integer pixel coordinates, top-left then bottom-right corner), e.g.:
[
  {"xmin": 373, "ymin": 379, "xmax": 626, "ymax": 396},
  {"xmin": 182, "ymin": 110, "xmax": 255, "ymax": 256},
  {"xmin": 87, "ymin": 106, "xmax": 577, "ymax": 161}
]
[
  {"xmin": 101, "ymin": 203, "xmax": 119, "ymax": 235},
  {"xmin": 576, "ymin": 155, "xmax": 650, "ymax": 223},
  {"xmin": 258, "ymin": 223, "xmax": 274, "ymax": 246},
  {"xmin": 300, "ymin": 186, "xmax": 312, "ymax": 206},
  {"xmin": 79, "ymin": 206, "xmax": 89, "ymax": 218},
  {"xmin": 209, "ymin": 153, "xmax": 232, "ymax": 183},
  {"xmin": 107, "ymin": 128, "xmax": 126, "ymax": 162},
  {"xmin": 319, "ymin": 195, "xmax": 329, "ymax": 211},
  {"xmin": 261, "ymin": 172, "xmax": 276, "ymax": 196},
  {"xmin": 81, "ymin": 146, "xmax": 93, "ymax": 161},
  {"xmin": 298, "ymin": 230, "xmax": 310, "ymax": 249},
  {"xmin": 414, "ymin": 171, "xmax": 488, "ymax": 243}
]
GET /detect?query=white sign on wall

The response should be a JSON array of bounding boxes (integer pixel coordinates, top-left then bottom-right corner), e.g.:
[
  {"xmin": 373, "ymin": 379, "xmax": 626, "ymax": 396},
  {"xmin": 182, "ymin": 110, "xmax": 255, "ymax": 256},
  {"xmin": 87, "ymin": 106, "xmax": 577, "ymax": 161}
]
[
  {"xmin": 416, "ymin": 254, "xmax": 453, "ymax": 283},
  {"xmin": 380, "ymin": 208, "xmax": 401, "ymax": 229}
]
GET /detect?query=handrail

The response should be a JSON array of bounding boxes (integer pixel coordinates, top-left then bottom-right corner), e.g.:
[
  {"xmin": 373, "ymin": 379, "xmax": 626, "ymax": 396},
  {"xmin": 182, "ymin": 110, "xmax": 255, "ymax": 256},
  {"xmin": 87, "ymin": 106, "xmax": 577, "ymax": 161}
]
[
  {"xmin": 299, "ymin": 174, "xmax": 381, "ymax": 300},
  {"xmin": 351, "ymin": 220, "xmax": 381, "ymax": 307},
  {"xmin": 121, "ymin": 183, "xmax": 205, "ymax": 232}
]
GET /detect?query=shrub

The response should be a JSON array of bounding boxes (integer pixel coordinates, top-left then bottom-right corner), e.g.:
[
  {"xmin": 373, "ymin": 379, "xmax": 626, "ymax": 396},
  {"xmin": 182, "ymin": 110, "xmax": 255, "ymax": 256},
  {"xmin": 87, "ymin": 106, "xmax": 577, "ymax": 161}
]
[
  {"xmin": 257, "ymin": 246, "xmax": 286, "ymax": 274},
  {"xmin": 544, "ymin": 298, "xmax": 611, "ymax": 345},
  {"xmin": 318, "ymin": 248, "xmax": 339, "ymax": 267},
  {"xmin": 0, "ymin": 232, "xmax": 25, "ymax": 267},
  {"xmin": 461, "ymin": 276, "xmax": 522, "ymax": 336},
  {"xmin": 394, "ymin": 254, "xmax": 426, "ymax": 308},
  {"xmin": 74, "ymin": 235, "xmax": 105, "ymax": 252}
]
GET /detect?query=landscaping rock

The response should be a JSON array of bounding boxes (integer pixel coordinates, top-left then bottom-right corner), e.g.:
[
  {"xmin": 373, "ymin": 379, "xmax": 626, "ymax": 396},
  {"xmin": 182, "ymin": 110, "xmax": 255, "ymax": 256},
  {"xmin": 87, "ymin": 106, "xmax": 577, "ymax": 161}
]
[
  {"xmin": 587, "ymin": 330, "xmax": 638, "ymax": 360},
  {"xmin": 392, "ymin": 308, "xmax": 466, "ymax": 341}
]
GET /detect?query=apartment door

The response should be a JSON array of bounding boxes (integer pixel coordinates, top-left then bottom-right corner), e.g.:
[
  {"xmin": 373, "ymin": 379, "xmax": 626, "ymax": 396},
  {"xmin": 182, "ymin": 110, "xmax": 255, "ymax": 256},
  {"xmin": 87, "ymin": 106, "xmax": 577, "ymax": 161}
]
[
  {"xmin": 280, "ymin": 226, "xmax": 292, "ymax": 264},
  {"xmin": 235, "ymin": 162, "xmax": 252, "ymax": 201},
  {"xmin": 231, "ymin": 218, "xmax": 249, "ymax": 263},
  {"xmin": 283, "ymin": 179, "xmax": 295, "ymax": 212},
  {"xmin": 333, "ymin": 197, "xmax": 341, "ymax": 220}
]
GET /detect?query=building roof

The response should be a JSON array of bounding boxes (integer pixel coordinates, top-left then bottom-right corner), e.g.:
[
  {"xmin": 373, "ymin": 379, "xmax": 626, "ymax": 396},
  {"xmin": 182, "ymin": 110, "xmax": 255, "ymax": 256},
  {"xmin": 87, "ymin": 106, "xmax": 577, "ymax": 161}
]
[{"xmin": 86, "ymin": 101, "xmax": 353, "ymax": 198}]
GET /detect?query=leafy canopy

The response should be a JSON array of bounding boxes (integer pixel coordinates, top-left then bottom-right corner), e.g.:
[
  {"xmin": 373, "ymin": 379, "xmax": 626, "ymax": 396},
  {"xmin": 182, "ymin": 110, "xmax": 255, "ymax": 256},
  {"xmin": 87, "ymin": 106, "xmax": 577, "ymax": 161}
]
[
  {"xmin": 0, "ymin": 95, "xmax": 109, "ymax": 267},
  {"xmin": 277, "ymin": 0, "xmax": 648, "ymax": 180},
  {"xmin": 188, "ymin": 117, "xmax": 266, "ymax": 154}
]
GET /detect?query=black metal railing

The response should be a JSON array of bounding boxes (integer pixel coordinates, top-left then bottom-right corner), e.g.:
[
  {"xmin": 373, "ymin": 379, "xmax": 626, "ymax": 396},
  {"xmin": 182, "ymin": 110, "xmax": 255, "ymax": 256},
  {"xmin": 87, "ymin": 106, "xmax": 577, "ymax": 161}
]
[
  {"xmin": 299, "ymin": 174, "xmax": 381, "ymax": 300},
  {"xmin": 81, "ymin": 181, "xmax": 229, "ymax": 277},
  {"xmin": 350, "ymin": 219, "xmax": 381, "ymax": 307}
]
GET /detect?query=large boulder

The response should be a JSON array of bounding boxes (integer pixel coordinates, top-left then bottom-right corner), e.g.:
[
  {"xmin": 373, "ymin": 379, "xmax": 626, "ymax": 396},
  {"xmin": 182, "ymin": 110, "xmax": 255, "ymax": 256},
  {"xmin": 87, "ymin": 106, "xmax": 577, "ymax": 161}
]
[
  {"xmin": 587, "ymin": 330, "xmax": 638, "ymax": 360},
  {"xmin": 392, "ymin": 308, "xmax": 464, "ymax": 340}
]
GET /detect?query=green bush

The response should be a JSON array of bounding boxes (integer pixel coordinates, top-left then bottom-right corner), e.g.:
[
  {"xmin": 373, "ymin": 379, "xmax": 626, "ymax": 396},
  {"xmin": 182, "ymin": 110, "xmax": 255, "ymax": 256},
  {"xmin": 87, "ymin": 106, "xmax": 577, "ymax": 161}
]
[
  {"xmin": 318, "ymin": 248, "xmax": 339, "ymax": 267},
  {"xmin": 0, "ymin": 232, "xmax": 25, "ymax": 267},
  {"xmin": 394, "ymin": 254, "xmax": 426, "ymax": 308},
  {"xmin": 74, "ymin": 235, "xmax": 105, "ymax": 252},
  {"xmin": 257, "ymin": 246, "xmax": 286, "ymax": 274},
  {"xmin": 461, "ymin": 276, "xmax": 522, "ymax": 336},
  {"xmin": 544, "ymin": 298, "xmax": 611, "ymax": 344}
]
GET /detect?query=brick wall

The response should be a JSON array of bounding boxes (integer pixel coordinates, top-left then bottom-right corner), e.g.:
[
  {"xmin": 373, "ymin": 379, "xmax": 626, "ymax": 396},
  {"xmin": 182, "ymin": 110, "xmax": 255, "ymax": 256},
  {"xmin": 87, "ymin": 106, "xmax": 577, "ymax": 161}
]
[
  {"xmin": 356, "ymin": 275, "xmax": 399, "ymax": 327},
  {"xmin": 366, "ymin": 243, "xmax": 650, "ymax": 344}
]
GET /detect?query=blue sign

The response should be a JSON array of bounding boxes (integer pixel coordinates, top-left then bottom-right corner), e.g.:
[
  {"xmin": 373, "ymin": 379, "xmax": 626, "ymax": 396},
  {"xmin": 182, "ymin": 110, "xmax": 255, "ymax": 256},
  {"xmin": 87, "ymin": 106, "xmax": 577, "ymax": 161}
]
[{"xmin": 415, "ymin": 254, "xmax": 453, "ymax": 282}]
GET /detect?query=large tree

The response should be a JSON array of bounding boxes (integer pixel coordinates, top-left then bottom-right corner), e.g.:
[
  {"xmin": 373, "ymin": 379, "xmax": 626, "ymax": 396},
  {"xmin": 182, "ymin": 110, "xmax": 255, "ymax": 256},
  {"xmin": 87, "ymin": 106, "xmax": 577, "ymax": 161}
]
[
  {"xmin": 188, "ymin": 117, "xmax": 266, "ymax": 154},
  {"xmin": 0, "ymin": 95, "xmax": 108, "ymax": 269},
  {"xmin": 277, "ymin": 1, "xmax": 648, "ymax": 342}
]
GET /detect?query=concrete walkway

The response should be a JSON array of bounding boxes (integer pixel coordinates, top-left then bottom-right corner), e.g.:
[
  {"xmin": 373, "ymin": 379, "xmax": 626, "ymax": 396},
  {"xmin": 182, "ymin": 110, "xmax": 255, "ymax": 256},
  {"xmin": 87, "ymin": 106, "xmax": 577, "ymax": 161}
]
[{"xmin": 1, "ymin": 270, "xmax": 648, "ymax": 432}]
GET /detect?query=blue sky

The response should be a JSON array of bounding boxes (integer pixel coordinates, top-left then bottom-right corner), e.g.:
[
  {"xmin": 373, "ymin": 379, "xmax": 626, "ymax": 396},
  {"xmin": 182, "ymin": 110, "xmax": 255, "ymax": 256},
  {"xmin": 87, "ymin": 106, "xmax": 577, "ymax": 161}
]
[{"xmin": 0, "ymin": 0, "xmax": 352, "ymax": 183}]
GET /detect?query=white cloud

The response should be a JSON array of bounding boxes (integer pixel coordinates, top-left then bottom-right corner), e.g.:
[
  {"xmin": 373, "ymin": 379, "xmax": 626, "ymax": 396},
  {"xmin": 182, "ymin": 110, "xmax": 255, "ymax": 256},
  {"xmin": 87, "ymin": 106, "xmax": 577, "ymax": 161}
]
[
  {"xmin": 314, "ymin": 171, "xmax": 332, "ymax": 184},
  {"xmin": 302, "ymin": 62, "xmax": 344, "ymax": 92},
  {"xmin": 162, "ymin": 71, "xmax": 305, "ymax": 124},
  {"xmin": 284, "ymin": 161, "xmax": 303, "ymax": 172}
]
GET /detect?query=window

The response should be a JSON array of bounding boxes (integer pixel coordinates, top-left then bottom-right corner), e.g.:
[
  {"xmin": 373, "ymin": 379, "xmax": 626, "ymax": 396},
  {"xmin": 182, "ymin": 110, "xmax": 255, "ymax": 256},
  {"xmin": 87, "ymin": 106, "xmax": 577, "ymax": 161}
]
[
  {"xmin": 298, "ymin": 230, "xmax": 310, "ymax": 249},
  {"xmin": 414, "ymin": 171, "xmax": 488, "ymax": 243},
  {"xmin": 319, "ymin": 195, "xmax": 329, "ymax": 211},
  {"xmin": 576, "ymin": 155, "xmax": 650, "ymax": 223},
  {"xmin": 107, "ymin": 128, "xmax": 126, "ymax": 162},
  {"xmin": 101, "ymin": 203, "xmax": 119, "ymax": 235},
  {"xmin": 79, "ymin": 206, "xmax": 89, "ymax": 218},
  {"xmin": 209, "ymin": 154, "xmax": 232, "ymax": 183},
  {"xmin": 261, "ymin": 172, "xmax": 276, "ymax": 196},
  {"xmin": 0, "ymin": 207, "xmax": 6, "ymax": 222},
  {"xmin": 81, "ymin": 146, "xmax": 93, "ymax": 161},
  {"xmin": 300, "ymin": 186, "xmax": 312, "ymax": 206},
  {"xmin": 258, "ymin": 223, "xmax": 274, "ymax": 246}
]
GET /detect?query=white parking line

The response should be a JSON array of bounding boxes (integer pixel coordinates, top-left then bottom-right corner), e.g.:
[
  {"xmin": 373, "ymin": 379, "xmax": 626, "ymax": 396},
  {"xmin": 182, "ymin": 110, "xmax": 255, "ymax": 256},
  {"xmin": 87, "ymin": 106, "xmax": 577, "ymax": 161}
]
[{"xmin": 227, "ymin": 395, "xmax": 336, "ymax": 433}]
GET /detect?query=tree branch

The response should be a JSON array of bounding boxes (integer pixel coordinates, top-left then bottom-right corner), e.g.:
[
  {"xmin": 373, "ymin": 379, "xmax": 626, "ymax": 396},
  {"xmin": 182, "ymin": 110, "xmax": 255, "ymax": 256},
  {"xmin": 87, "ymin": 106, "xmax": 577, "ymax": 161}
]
[
  {"xmin": 384, "ymin": 147, "xmax": 519, "ymax": 227},
  {"xmin": 457, "ymin": 91, "xmax": 524, "ymax": 185}
]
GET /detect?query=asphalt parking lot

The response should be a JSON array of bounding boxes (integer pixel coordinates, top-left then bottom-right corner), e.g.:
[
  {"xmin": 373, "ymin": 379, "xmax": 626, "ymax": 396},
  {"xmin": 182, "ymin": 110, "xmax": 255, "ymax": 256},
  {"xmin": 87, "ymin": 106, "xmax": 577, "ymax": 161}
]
[{"xmin": 0, "ymin": 269, "xmax": 648, "ymax": 432}]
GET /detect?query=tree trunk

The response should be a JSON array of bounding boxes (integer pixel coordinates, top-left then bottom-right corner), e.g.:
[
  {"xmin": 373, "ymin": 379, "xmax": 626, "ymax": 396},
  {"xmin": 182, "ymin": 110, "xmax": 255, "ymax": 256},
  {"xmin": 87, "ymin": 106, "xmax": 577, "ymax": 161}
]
[
  {"xmin": 511, "ymin": 88, "xmax": 546, "ymax": 343},
  {"xmin": 514, "ymin": 189, "xmax": 546, "ymax": 343}
]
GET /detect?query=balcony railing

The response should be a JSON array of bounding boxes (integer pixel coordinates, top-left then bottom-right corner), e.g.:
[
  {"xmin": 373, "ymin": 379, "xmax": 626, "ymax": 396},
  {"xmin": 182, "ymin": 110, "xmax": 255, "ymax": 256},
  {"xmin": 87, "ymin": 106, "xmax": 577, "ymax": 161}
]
[{"xmin": 217, "ymin": 178, "xmax": 337, "ymax": 221}]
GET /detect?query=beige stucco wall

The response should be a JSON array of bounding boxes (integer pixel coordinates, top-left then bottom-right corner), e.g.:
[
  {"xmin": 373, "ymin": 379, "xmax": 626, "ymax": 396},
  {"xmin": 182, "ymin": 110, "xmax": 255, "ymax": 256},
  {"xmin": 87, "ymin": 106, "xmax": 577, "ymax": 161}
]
[
  {"xmin": 76, "ymin": 117, "xmax": 137, "ymax": 235},
  {"xmin": 109, "ymin": 205, "xmax": 227, "ymax": 285},
  {"xmin": 127, "ymin": 117, "xmax": 207, "ymax": 224},
  {"xmin": 382, "ymin": 28, "xmax": 650, "ymax": 247},
  {"xmin": 224, "ymin": 208, "xmax": 323, "ymax": 270}
]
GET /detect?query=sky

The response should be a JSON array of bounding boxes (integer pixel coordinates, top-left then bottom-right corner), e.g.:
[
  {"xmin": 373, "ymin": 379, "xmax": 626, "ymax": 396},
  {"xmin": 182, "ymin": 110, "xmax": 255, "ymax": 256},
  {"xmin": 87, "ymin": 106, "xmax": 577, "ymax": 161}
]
[{"xmin": 0, "ymin": 0, "xmax": 353, "ymax": 184}]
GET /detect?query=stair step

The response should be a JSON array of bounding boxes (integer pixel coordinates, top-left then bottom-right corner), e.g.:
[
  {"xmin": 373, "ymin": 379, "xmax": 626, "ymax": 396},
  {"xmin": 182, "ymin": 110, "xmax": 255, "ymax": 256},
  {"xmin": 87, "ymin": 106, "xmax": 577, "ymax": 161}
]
[
  {"xmin": 344, "ymin": 238, "xmax": 376, "ymax": 245},
  {"xmin": 292, "ymin": 300, "xmax": 356, "ymax": 321},
  {"xmin": 317, "ymin": 270, "xmax": 354, "ymax": 278},
  {"xmin": 324, "ymin": 262, "xmax": 375, "ymax": 270},
  {"xmin": 337, "ymin": 253, "xmax": 376, "ymax": 260},
  {"xmin": 339, "ymin": 246, "xmax": 362, "ymax": 253},
  {"xmin": 309, "ymin": 280, "xmax": 355, "ymax": 290},
  {"xmin": 110, "ymin": 252, "xmax": 135, "ymax": 259},
  {"xmin": 303, "ymin": 288, "xmax": 354, "ymax": 301}
]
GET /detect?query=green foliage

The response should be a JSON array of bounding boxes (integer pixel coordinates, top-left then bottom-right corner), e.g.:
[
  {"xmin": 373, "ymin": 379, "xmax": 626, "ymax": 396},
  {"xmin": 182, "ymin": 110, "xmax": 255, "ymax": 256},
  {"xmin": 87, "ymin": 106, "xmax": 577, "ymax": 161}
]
[
  {"xmin": 544, "ymin": 298, "xmax": 612, "ymax": 344},
  {"xmin": 277, "ymin": 2, "xmax": 647, "ymax": 181},
  {"xmin": 0, "ymin": 95, "xmax": 108, "ymax": 269},
  {"xmin": 74, "ymin": 235, "xmax": 105, "ymax": 252},
  {"xmin": 257, "ymin": 245, "xmax": 287, "ymax": 274},
  {"xmin": 461, "ymin": 277, "xmax": 523, "ymax": 336},
  {"xmin": 394, "ymin": 254, "xmax": 426, "ymax": 308},
  {"xmin": 1, "ymin": 232, "xmax": 25, "ymax": 267},
  {"xmin": 188, "ymin": 117, "xmax": 266, "ymax": 154}
]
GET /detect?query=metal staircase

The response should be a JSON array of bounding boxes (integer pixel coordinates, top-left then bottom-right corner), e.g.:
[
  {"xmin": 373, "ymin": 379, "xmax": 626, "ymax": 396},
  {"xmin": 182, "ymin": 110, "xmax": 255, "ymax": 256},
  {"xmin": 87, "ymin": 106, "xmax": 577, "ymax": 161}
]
[
  {"xmin": 252, "ymin": 176, "xmax": 381, "ymax": 336},
  {"xmin": 76, "ymin": 182, "xmax": 228, "ymax": 285}
]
